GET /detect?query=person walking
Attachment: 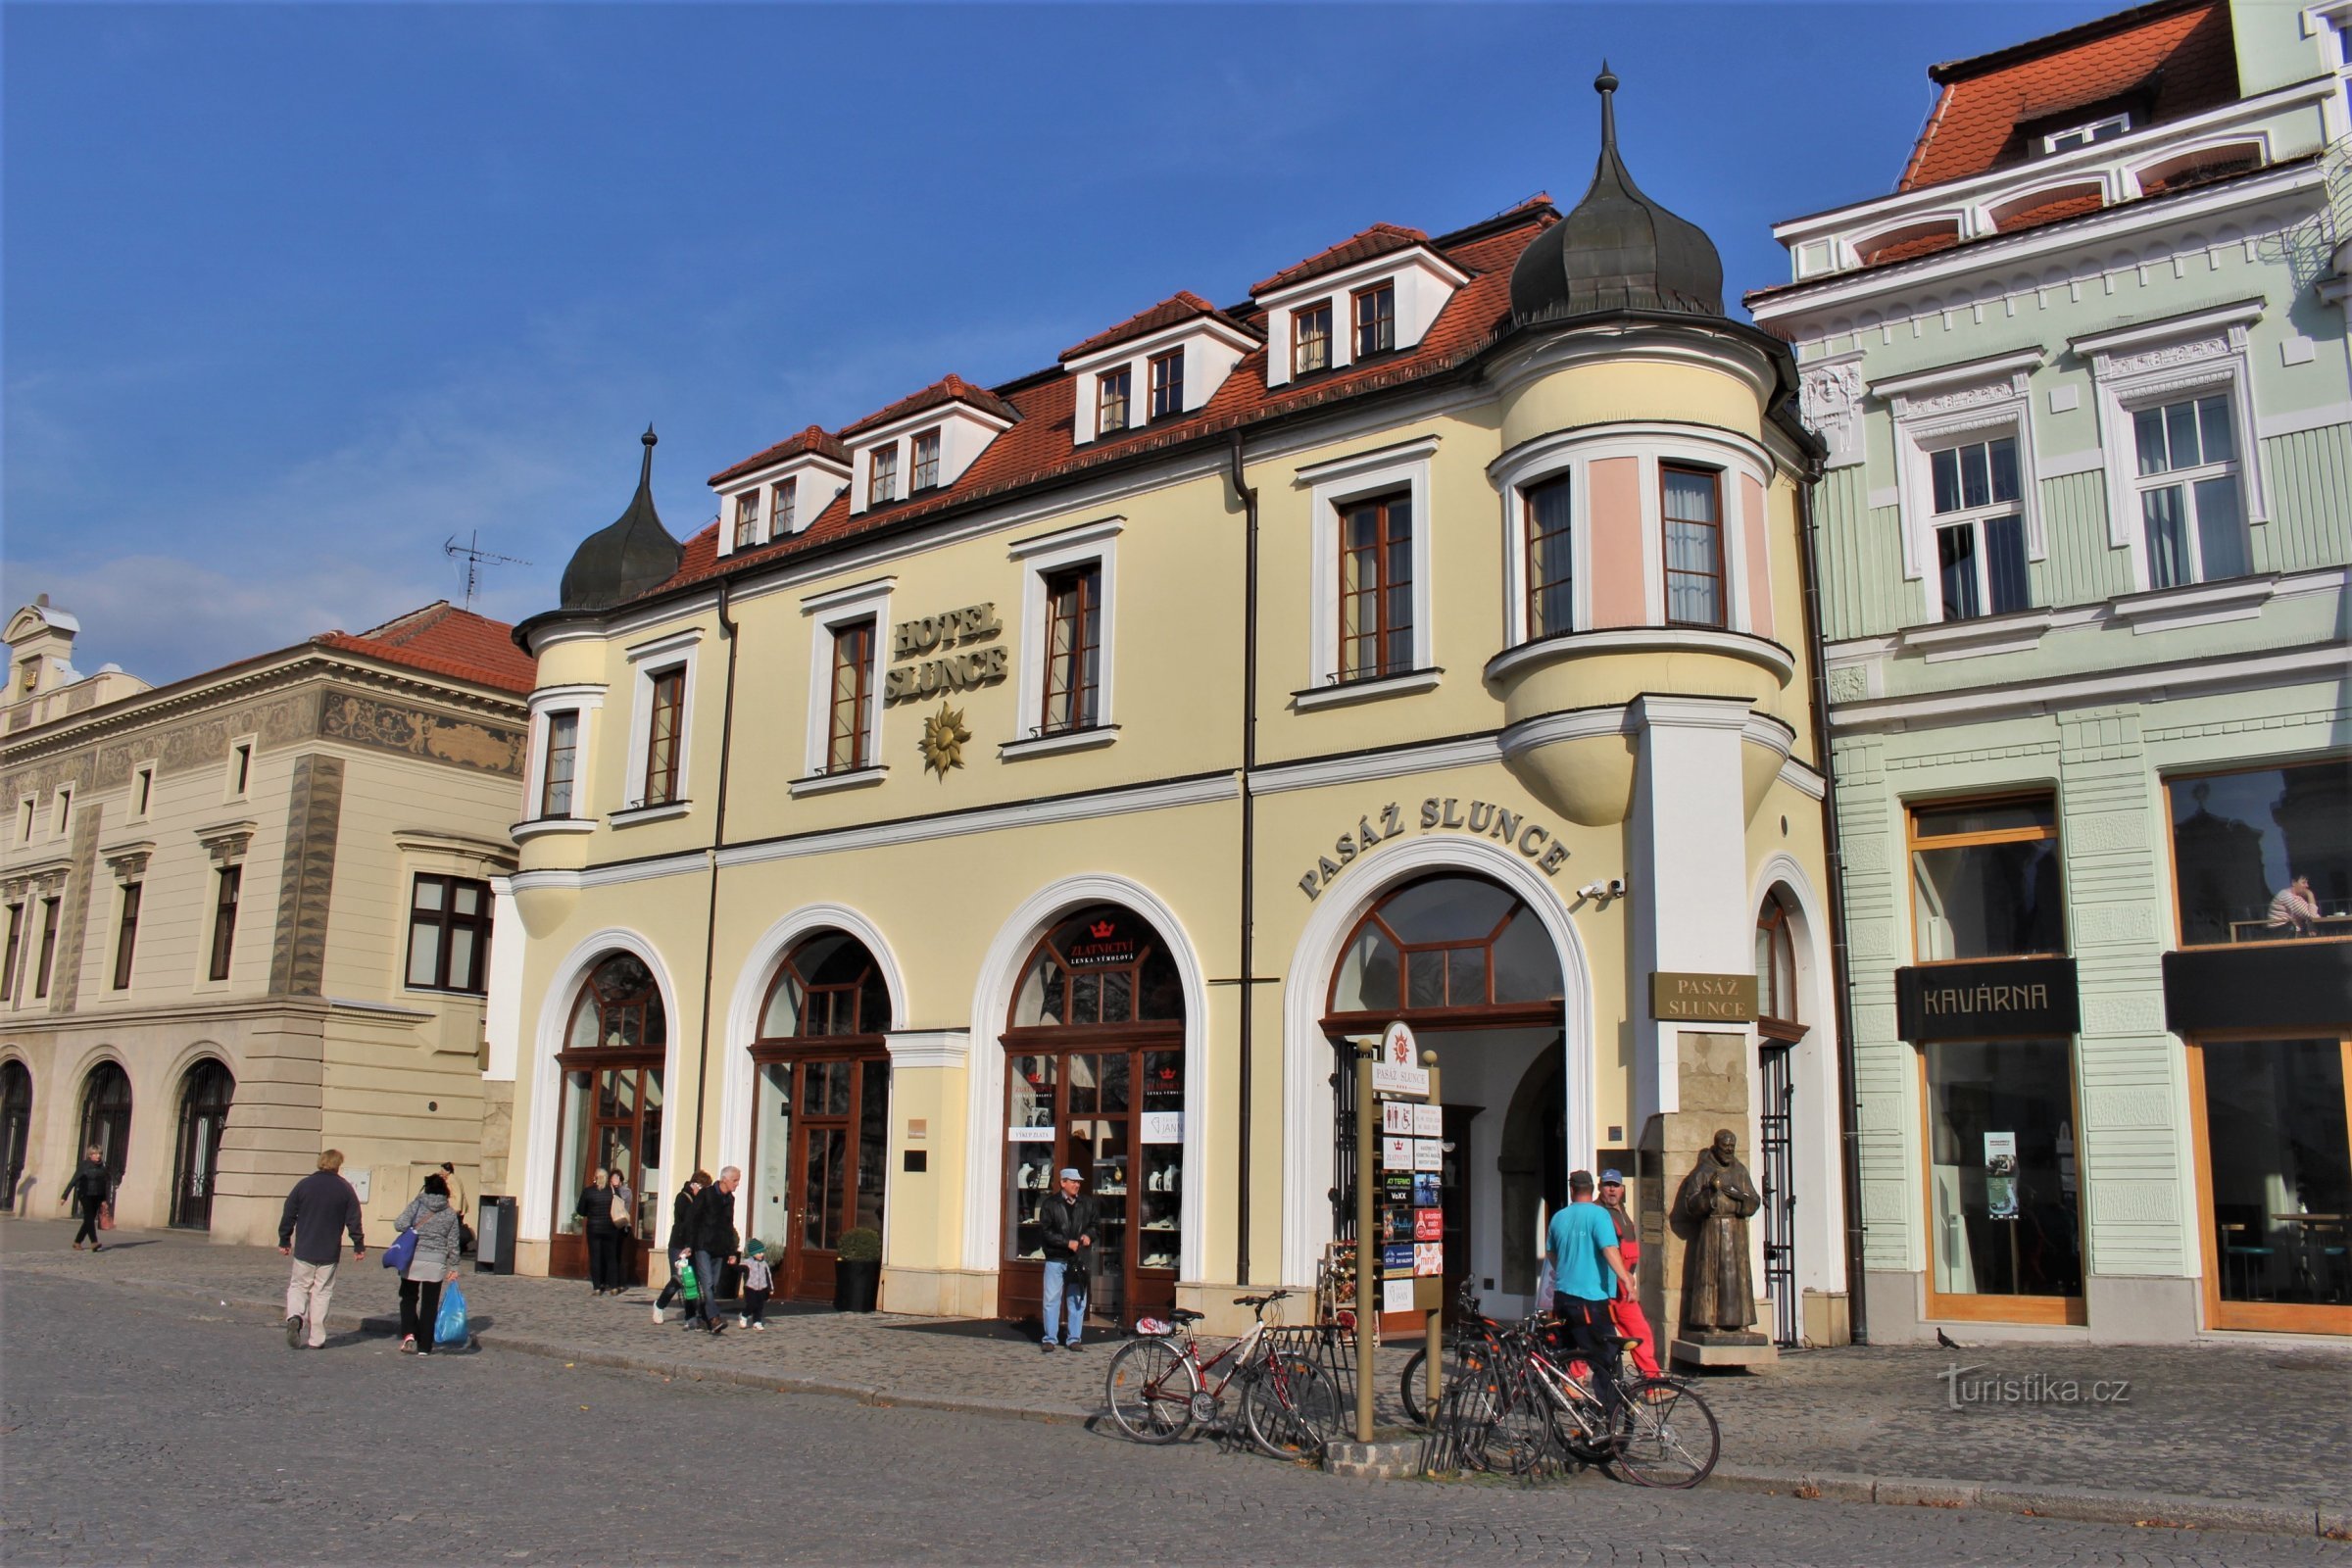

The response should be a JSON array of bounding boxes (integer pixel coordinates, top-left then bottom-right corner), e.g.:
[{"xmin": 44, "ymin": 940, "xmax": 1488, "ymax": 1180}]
[
  {"xmin": 575, "ymin": 1166, "xmax": 619, "ymax": 1296},
  {"xmin": 1546, "ymin": 1168, "xmax": 1637, "ymax": 1426},
  {"xmin": 653, "ymin": 1171, "xmax": 709, "ymax": 1326},
  {"xmin": 59, "ymin": 1147, "xmax": 110, "ymax": 1251},
  {"xmin": 739, "ymin": 1239, "xmax": 773, "ymax": 1331},
  {"xmin": 438, "ymin": 1161, "xmax": 473, "ymax": 1255},
  {"xmin": 1595, "ymin": 1169, "xmax": 1662, "ymax": 1378},
  {"xmin": 689, "ymin": 1166, "xmax": 742, "ymax": 1336},
  {"xmin": 277, "ymin": 1150, "xmax": 366, "ymax": 1348},
  {"xmin": 1036, "ymin": 1167, "xmax": 1096, "ymax": 1353},
  {"xmin": 393, "ymin": 1173, "xmax": 464, "ymax": 1355}
]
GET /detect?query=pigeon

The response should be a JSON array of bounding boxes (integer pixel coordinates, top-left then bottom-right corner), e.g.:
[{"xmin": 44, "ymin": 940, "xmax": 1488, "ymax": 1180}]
[{"xmin": 1936, "ymin": 1327, "xmax": 1964, "ymax": 1349}]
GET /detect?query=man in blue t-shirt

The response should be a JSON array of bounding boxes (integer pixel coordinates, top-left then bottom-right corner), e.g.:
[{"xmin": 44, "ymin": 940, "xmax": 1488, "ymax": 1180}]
[{"xmin": 1546, "ymin": 1168, "xmax": 1637, "ymax": 1422}]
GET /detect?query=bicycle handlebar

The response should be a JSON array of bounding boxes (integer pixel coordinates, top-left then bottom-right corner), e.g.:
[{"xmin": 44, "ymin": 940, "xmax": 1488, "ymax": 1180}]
[{"xmin": 1232, "ymin": 1290, "xmax": 1293, "ymax": 1314}]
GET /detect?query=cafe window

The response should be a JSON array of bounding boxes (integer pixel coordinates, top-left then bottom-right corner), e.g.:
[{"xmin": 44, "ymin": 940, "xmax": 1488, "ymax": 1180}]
[
  {"xmin": 2189, "ymin": 1035, "xmax": 2352, "ymax": 1331},
  {"xmin": 406, "ymin": 873, "xmax": 491, "ymax": 994},
  {"xmin": 1922, "ymin": 1038, "xmax": 2084, "ymax": 1317},
  {"xmin": 1908, "ymin": 796, "xmax": 2065, "ymax": 962},
  {"xmin": 2166, "ymin": 760, "xmax": 2349, "ymax": 947}
]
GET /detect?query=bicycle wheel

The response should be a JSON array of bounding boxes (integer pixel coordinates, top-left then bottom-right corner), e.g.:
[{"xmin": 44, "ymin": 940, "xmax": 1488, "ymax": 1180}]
[
  {"xmin": 1609, "ymin": 1377, "xmax": 1720, "ymax": 1489},
  {"xmin": 1242, "ymin": 1352, "xmax": 1342, "ymax": 1460},
  {"xmin": 1401, "ymin": 1332, "xmax": 1496, "ymax": 1426},
  {"xmin": 1104, "ymin": 1337, "xmax": 1199, "ymax": 1445}
]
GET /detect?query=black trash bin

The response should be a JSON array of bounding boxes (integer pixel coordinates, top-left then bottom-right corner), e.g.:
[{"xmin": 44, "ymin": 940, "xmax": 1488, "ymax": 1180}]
[{"xmin": 474, "ymin": 1195, "xmax": 516, "ymax": 1274}]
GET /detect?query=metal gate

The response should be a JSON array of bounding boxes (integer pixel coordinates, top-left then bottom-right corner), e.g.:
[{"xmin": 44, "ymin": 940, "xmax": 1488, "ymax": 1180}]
[
  {"xmin": 1330, "ymin": 1039, "xmax": 1359, "ymax": 1243},
  {"xmin": 1758, "ymin": 1043, "xmax": 1798, "ymax": 1347}
]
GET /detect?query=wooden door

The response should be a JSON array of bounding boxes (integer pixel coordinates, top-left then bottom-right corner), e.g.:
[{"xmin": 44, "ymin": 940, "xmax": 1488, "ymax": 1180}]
[
  {"xmin": 171, "ymin": 1062, "xmax": 233, "ymax": 1230},
  {"xmin": 781, "ymin": 1054, "xmax": 887, "ymax": 1302},
  {"xmin": 550, "ymin": 1057, "xmax": 662, "ymax": 1282}
]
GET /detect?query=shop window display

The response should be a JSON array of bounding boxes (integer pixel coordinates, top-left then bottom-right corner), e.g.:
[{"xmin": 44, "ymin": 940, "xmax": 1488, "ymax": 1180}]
[
  {"xmin": 2194, "ymin": 1037, "xmax": 2351, "ymax": 1320},
  {"xmin": 1923, "ymin": 1038, "xmax": 2082, "ymax": 1304},
  {"xmin": 2168, "ymin": 760, "xmax": 2351, "ymax": 946}
]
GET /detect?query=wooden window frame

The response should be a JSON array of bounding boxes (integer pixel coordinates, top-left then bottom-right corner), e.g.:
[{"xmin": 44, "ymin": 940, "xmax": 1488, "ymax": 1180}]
[
  {"xmin": 1523, "ymin": 474, "xmax": 1574, "ymax": 640},
  {"xmin": 406, "ymin": 872, "xmax": 492, "ymax": 994},
  {"xmin": 642, "ymin": 667, "xmax": 685, "ymax": 807},
  {"xmin": 1293, "ymin": 299, "xmax": 1334, "ymax": 377},
  {"xmin": 1659, "ymin": 462, "xmax": 1726, "ymax": 629},
  {"xmin": 732, "ymin": 492, "xmax": 761, "ymax": 549},
  {"xmin": 1097, "ymin": 367, "xmax": 1132, "ymax": 434},
  {"xmin": 539, "ymin": 710, "xmax": 579, "ymax": 819},
  {"xmin": 826, "ymin": 619, "xmax": 876, "ymax": 773},
  {"xmin": 1351, "ymin": 282, "xmax": 1396, "ymax": 359},
  {"xmin": 770, "ymin": 477, "xmax": 797, "ymax": 539},
  {"xmin": 867, "ymin": 444, "xmax": 899, "ymax": 507},
  {"xmin": 910, "ymin": 427, "xmax": 943, "ymax": 493},
  {"xmin": 1148, "ymin": 351, "xmax": 1184, "ymax": 420},
  {"xmin": 208, "ymin": 869, "xmax": 239, "ymax": 983},
  {"xmin": 1337, "ymin": 489, "xmax": 1413, "ymax": 682},
  {"xmin": 1040, "ymin": 564, "xmax": 1102, "ymax": 735},
  {"xmin": 1322, "ymin": 877, "xmax": 1561, "ymax": 1030},
  {"xmin": 758, "ymin": 934, "xmax": 893, "ymax": 1044},
  {"xmin": 1915, "ymin": 1039, "xmax": 2089, "ymax": 1327},
  {"xmin": 1904, "ymin": 793, "xmax": 2066, "ymax": 966},
  {"xmin": 1756, "ymin": 894, "xmax": 1803, "ymax": 1041},
  {"xmin": 112, "ymin": 882, "xmax": 141, "ymax": 992}
]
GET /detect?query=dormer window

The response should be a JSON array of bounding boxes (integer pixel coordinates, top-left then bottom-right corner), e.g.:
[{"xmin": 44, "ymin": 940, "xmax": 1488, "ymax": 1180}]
[
  {"xmin": 1352, "ymin": 283, "xmax": 1396, "ymax": 358},
  {"xmin": 869, "ymin": 445, "xmax": 900, "ymax": 507},
  {"xmin": 1294, "ymin": 301, "xmax": 1334, "ymax": 376},
  {"xmin": 769, "ymin": 478, "xmax": 797, "ymax": 539},
  {"xmin": 911, "ymin": 427, "xmax": 942, "ymax": 492},
  {"xmin": 1099, "ymin": 368, "xmax": 1132, "ymax": 433},
  {"xmin": 1148, "ymin": 351, "xmax": 1183, "ymax": 420},
  {"xmin": 733, "ymin": 493, "xmax": 761, "ymax": 549},
  {"xmin": 2044, "ymin": 114, "xmax": 2129, "ymax": 154}
]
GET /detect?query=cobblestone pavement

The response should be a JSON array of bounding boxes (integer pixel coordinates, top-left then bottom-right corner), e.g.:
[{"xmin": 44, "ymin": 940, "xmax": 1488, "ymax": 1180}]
[
  {"xmin": 7, "ymin": 1220, "xmax": 2348, "ymax": 1517},
  {"xmin": 7, "ymin": 1267, "xmax": 2350, "ymax": 1568}
]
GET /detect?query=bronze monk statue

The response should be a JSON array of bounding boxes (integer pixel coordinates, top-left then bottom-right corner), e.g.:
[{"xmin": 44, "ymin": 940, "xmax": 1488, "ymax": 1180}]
[{"xmin": 1675, "ymin": 1128, "xmax": 1765, "ymax": 1342}]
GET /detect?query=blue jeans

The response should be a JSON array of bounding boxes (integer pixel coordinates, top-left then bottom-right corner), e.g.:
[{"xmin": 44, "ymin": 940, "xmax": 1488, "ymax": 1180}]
[
  {"xmin": 1041, "ymin": 1256, "xmax": 1088, "ymax": 1345},
  {"xmin": 693, "ymin": 1250, "xmax": 725, "ymax": 1324}
]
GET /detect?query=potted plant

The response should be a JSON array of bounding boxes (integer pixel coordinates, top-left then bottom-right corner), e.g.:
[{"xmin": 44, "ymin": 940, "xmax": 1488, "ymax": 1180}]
[{"xmin": 834, "ymin": 1226, "xmax": 883, "ymax": 1312}]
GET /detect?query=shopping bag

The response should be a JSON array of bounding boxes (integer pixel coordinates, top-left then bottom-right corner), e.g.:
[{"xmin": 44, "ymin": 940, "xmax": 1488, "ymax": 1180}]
[
  {"xmin": 96, "ymin": 1201, "xmax": 115, "ymax": 1232},
  {"xmin": 434, "ymin": 1281, "xmax": 469, "ymax": 1348},
  {"xmin": 382, "ymin": 1228, "xmax": 418, "ymax": 1272},
  {"xmin": 677, "ymin": 1252, "xmax": 701, "ymax": 1301}
]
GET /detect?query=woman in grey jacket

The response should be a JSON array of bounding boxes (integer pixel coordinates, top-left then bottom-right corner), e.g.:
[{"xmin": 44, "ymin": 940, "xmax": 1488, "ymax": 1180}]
[{"xmin": 394, "ymin": 1174, "xmax": 464, "ymax": 1355}]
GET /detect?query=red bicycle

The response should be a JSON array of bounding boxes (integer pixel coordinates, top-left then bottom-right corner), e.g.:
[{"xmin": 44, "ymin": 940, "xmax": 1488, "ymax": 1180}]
[{"xmin": 1103, "ymin": 1290, "xmax": 1343, "ymax": 1459}]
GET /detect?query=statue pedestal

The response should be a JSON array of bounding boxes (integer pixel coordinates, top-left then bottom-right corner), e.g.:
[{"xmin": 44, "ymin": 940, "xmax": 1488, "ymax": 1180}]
[{"xmin": 1670, "ymin": 1335, "xmax": 1778, "ymax": 1370}]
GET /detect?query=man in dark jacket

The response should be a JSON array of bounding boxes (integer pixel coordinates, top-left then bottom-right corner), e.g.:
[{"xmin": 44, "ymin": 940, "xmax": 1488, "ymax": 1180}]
[
  {"xmin": 58, "ymin": 1147, "xmax": 110, "ymax": 1250},
  {"xmin": 1037, "ymin": 1167, "xmax": 1097, "ymax": 1352},
  {"xmin": 653, "ymin": 1171, "xmax": 708, "ymax": 1326},
  {"xmin": 689, "ymin": 1166, "xmax": 741, "ymax": 1336},
  {"xmin": 276, "ymin": 1150, "xmax": 366, "ymax": 1349}
]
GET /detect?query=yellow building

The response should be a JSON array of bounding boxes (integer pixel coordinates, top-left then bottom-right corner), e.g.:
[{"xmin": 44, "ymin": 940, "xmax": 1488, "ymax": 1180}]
[{"xmin": 497, "ymin": 75, "xmax": 1852, "ymax": 1344}]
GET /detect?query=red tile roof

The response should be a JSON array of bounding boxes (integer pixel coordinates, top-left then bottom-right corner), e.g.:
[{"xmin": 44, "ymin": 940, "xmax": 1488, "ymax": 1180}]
[
  {"xmin": 317, "ymin": 601, "xmax": 536, "ymax": 695},
  {"xmin": 1058, "ymin": 291, "xmax": 1250, "ymax": 363},
  {"xmin": 709, "ymin": 424, "xmax": 850, "ymax": 488},
  {"xmin": 834, "ymin": 374, "xmax": 1022, "ymax": 440},
  {"xmin": 1898, "ymin": 0, "xmax": 2236, "ymax": 193},
  {"xmin": 1251, "ymin": 223, "xmax": 1430, "ymax": 295},
  {"xmin": 661, "ymin": 206, "xmax": 1552, "ymax": 596}
]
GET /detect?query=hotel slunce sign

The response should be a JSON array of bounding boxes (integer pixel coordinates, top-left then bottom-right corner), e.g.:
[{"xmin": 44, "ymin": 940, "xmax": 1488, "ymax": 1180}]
[
  {"xmin": 886, "ymin": 603, "xmax": 1007, "ymax": 706},
  {"xmin": 1650, "ymin": 972, "xmax": 1759, "ymax": 1023},
  {"xmin": 1895, "ymin": 956, "xmax": 2081, "ymax": 1042},
  {"xmin": 1297, "ymin": 797, "xmax": 1571, "ymax": 900}
]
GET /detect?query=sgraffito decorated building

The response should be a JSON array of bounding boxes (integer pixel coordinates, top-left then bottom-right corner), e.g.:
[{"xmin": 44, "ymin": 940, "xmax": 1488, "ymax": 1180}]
[
  {"xmin": 492, "ymin": 75, "xmax": 1858, "ymax": 1344},
  {"xmin": 1749, "ymin": 0, "xmax": 2352, "ymax": 1341}
]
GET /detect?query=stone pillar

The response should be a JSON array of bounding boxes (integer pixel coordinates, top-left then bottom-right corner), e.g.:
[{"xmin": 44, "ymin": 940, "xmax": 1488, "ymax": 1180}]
[{"xmin": 1643, "ymin": 1031, "xmax": 1776, "ymax": 1366}]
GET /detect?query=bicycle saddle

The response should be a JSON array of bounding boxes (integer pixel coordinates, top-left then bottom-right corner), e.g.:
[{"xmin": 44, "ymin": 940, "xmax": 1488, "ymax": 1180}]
[{"xmin": 1168, "ymin": 1307, "xmax": 1203, "ymax": 1324}]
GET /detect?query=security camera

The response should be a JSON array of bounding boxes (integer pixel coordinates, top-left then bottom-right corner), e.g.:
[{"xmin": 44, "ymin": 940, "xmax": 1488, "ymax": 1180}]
[
  {"xmin": 1577, "ymin": 880, "xmax": 1610, "ymax": 901},
  {"xmin": 1608, "ymin": 878, "xmax": 1627, "ymax": 900}
]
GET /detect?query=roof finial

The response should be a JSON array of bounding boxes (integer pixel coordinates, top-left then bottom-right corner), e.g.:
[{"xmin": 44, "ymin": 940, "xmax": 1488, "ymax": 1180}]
[
  {"xmin": 1594, "ymin": 62, "xmax": 1620, "ymax": 156},
  {"xmin": 638, "ymin": 424, "xmax": 658, "ymax": 492}
]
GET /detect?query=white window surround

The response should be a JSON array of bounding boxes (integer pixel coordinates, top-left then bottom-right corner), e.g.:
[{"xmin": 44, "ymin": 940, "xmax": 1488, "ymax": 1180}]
[
  {"xmin": 1299, "ymin": 435, "xmax": 1440, "ymax": 695},
  {"xmin": 619, "ymin": 628, "xmax": 701, "ymax": 816},
  {"xmin": 1489, "ymin": 423, "xmax": 1775, "ymax": 646},
  {"xmin": 800, "ymin": 577, "xmax": 893, "ymax": 782},
  {"xmin": 714, "ymin": 453, "xmax": 851, "ymax": 557},
  {"xmin": 1876, "ymin": 349, "xmax": 2048, "ymax": 617},
  {"xmin": 1007, "ymin": 516, "xmax": 1120, "ymax": 742},
  {"xmin": 1066, "ymin": 322, "xmax": 1255, "ymax": 446},
  {"xmin": 224, "ymin": 736, "xmax": 258, "ymax": 802},
  {"xmin": 520, "ymin": 684, "xmax": 605, "ymax": 834},
  {"xmin": 848, "ymin": 406, "xmax": 1010, "ymax": 516},
  {"xmin": 2075, "ymin": 299, "xmax": 2268, "ymax": 588},
  {"xmin": 1257, "ymin": 247, "xmax": 1469, "ymax": 389}
]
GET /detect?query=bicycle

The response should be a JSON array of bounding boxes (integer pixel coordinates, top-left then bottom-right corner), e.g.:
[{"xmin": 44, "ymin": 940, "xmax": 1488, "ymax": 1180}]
[
  {"xmin": 1460, "ymin": 1321, "xmax": 1720, "ymax": 1488},
  {"xmin": 1103, "ymin": 1290, "xmax": 1344, "ymax": 1460},
  {"xmin": 1399, "ymin": 1279, "xmax": 1510, "ymax": 1427}
]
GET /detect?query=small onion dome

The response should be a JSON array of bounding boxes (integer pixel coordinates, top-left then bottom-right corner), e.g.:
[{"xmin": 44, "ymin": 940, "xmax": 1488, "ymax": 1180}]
[
  {"xmin": 559, "ymin": 426, "xmax": 683, "ymax": 612},
  {"xmin": 1510, "ymin": 65, "xmax": 1725, "ymax": 325}
]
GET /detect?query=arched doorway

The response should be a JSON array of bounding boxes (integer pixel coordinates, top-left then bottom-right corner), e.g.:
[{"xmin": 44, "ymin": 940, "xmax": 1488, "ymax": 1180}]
[
  {"xmin": 1754, "ymin": 888, "xmax": 1804, "ymax": 1347},
  {"xmin": 748, "ymin": 931, "xmax": 892, "ymax": 1303},
  {"xmin": 998, "ymin": 904, "xmax": 1185, "ymax": 1330},
  {"xmin": 551, "ymin": 955, "xmax": 665, "ymax": 1282},
  {"xmin": 77, "ymin": 1062, "xmax": 132, "ymax": 1205},
  {"xmin": 170, "ymin": 1059, "xmax": 234, "ymax": 1230},
  {"xmin": 1324, "ymin": 874, "xmax": 1565, "ymax": 1324},
  {"xmin": 0, "ymin": 1061, "xmax": 31, "ymax": 1212}
]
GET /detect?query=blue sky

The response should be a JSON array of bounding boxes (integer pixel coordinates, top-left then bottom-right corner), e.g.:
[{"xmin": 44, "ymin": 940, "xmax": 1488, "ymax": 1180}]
[{"xmin": 5, "ymin": 2, "xmax": 2120, "ymax": 684}]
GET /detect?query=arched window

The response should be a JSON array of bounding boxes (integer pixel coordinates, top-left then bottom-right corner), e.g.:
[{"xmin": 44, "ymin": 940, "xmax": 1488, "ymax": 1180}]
[
  {"xmin": 78, "ymin": 1062, "xmax": 132, "ymax": 1194},
  {"xmin": 760, "ymin": 933, "xmax": 891, "ymax": 1040},
  {"xmin": 0, "ymin": 1060, "xmax": 32, "ymax": 1210},
  {"xmin": 553, "ymin": 955, "xmax": 665, "ymax": 1281},
  {"xmin": 1011, "ymin": 906, "xmax": 1182, "ymax": 1028},
  {"xmin": 1755, "ymin": 892, "xmax": 1802, "ymax": 1040},
  {"xmin": 1327, "ymin": 875, "xmax": 1561, "ymax": 1020},
  {"xmin": 566, "ymin": 954, "xmax": 666, "ymax": 1053},
  {"xmin": 171, "ymin": 1059, "xmax": 234, "ymax": 1230}
]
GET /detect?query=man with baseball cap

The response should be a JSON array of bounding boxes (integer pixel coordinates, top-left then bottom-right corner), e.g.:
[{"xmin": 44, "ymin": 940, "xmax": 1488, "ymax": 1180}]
[
  {"xmin": 1596, "ymin": 1168, "xmax": 1662, "ymax": 1379},
  {"xmin": 1037, "ymin": 1166, "xmax": 1097, "ymax": 1352},
  {"xmin": 1546, "ymin": 1168, "xmax": 1637, "ymax": 1424}
]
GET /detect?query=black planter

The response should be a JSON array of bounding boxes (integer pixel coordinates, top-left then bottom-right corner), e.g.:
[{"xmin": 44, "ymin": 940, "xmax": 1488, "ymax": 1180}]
[{"xmin": 833, "ymin": 1258, "xmax": 881, "ymax": 1312}]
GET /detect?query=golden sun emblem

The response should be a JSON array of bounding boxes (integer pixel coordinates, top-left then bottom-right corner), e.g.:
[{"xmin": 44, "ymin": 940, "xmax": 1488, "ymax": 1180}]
[{"xmin": 920, "ymin": 703, "xmax": 971, "ymax": 776}]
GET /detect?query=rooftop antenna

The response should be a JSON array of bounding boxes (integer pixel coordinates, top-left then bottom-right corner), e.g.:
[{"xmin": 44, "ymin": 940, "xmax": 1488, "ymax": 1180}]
[{"xmin": 443, "ymin": 532, "xmax": 532, "ymax": 611}]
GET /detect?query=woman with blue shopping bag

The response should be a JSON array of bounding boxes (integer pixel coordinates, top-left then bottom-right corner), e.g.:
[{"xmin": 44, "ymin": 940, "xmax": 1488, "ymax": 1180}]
[{"xmin": 392, "ymin": 1173, "xmax": 465, "ymax": 1356}]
